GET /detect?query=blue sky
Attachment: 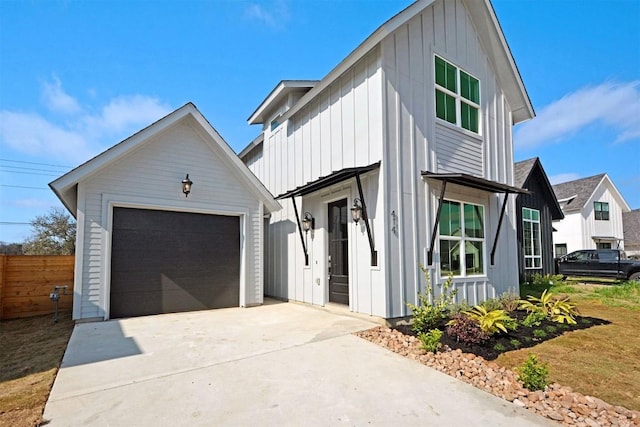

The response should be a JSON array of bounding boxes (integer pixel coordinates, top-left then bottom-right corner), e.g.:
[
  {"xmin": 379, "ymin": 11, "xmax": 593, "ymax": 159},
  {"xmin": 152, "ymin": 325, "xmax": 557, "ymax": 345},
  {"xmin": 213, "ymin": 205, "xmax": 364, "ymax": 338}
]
[{"xmin": 1, "ymin": 0, "xmax": 638, "ymax": 244}]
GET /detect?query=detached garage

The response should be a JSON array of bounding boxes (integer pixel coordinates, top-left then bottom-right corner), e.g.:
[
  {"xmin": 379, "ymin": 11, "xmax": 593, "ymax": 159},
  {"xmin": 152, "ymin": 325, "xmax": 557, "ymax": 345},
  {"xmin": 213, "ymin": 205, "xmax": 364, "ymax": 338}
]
[{"xmin": 50, "ymin": 103, "xmax": 280, "ymax": 321}]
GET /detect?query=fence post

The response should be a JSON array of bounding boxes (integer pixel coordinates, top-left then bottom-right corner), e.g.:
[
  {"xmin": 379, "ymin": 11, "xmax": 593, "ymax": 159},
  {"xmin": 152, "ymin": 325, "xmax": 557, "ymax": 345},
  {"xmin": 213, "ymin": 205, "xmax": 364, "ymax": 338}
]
[{"xmin": 0, "ymin": 255, "xmax": 6, "ymax": 320}]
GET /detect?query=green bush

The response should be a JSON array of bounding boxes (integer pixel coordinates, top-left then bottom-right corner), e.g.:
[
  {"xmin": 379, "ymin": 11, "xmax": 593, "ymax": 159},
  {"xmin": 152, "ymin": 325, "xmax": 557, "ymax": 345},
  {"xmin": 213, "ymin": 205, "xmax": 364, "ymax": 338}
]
[
  {"xmin": 533, "ymin": 329, "xmax": 547, "ymax": 339},
  {"xmin": 510, "ymin": 339, "xmax": 521, "ymax": 348},
  {"xmin": 517, "ymin": 354, "xmax": 549, "ymax": 391},
  {"xmin": 522, "ymin": 311, "xmax": 546, "ymax": 328},
  {"xmin": 480, "ymin": 298, "xmax": 503, "ymax": 312},
  {"xmin": 493, "ymin": 343, "xmax": 506, "ymax": 352},
  {"xmin": 524, "ymin": 273, "xmax": 564, "ymax": 288},
  {"xmin": 545, "ymin": 325, "xmax": 557, "ymax": 334},
  {"xmin": 418, "ymin": 329, "xmax": 443, "ymax": 353},
  {"xmin": 407, "ymin": 266, "xmax": 457, "ymax": 333},
  {"xmin": 519, "ymin": 289, "xmax": 578, "ymax": 324},
  {"xmin": 463, "ymin": 305, "xmax": 517, "ymax": 335},
  {"xmin": 499, "ymin": 289, "xmax": 520, "ymax": 313},
  {"xmin": 447, "ymin": 301, "xmax": 472, "ymax": 316}
]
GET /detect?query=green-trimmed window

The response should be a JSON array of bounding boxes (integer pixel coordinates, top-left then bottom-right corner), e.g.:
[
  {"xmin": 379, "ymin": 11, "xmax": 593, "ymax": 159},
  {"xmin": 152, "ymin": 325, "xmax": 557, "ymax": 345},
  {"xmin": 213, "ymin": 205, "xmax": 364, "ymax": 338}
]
[
  {"xmin": 435, "ymin": 56, "xmax": 480, "ymax": 133},
  {"xmin": 523, "ymin": 207, "xmax": 542, "ymax": 269},
  {"xmin": 594, "ymin": 201, "xmax": 609, "ymax": 221},
  {"xmin": 439, "ymin": 200, "xmax": 485, "ymax": 276}
]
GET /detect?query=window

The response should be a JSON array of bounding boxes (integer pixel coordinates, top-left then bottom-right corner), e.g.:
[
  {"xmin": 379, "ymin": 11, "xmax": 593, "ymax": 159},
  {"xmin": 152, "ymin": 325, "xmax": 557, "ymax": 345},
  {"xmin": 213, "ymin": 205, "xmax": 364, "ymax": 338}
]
[
  {"xmin": 594, "ymin": 201, "xmax": 609, "ymax": 220},
  {"xmin": 270, "ymin": 117, "xmax": 281, "ymax": 131},
  {"xmin": 435, "ymin": 56, "xmax": 480, "ymax": 133},
  {"xmin": 555, "ymin": 244, "xmax": 567, "ymax": 258},
  {"xmin": 439, "ymin": 200, "xmax": 485, "ymax": 276},
  {"xmin": 522, "ymin": 208, "xmax": 542, "ymax": 269},
  {"xmin": 597, "ymin": 242, "xmax": 612, "ymax": 249}
]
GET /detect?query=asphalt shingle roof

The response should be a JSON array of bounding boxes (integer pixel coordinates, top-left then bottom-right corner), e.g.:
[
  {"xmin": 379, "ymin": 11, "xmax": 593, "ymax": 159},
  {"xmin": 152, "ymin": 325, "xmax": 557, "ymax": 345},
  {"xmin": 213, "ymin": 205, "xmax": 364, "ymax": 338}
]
[
  {"xmin": 552, "ymin": 173, "xmax": 606, "ymax": 212},
  {"xmin": 513, "ymin": 158, "xmax": 537, "ymax": 188},
  {"xmin": 623, "ymin": 209, "xmax": 640, "ymax": 251}
]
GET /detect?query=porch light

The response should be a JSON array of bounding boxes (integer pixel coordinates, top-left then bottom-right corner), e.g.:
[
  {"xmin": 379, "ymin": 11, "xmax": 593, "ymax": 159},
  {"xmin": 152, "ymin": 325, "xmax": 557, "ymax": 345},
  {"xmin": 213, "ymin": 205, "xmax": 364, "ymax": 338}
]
[
  {"xmin": 182, "ymin": 174, "xmax": 193, "ymax": 197},
  {"xmin": 302, "ymin": 212, "xmax": 315, "ymax": 232},
  {"xmin": 351, "ymin": 198, "xmax": 363, "ymax": 224}
]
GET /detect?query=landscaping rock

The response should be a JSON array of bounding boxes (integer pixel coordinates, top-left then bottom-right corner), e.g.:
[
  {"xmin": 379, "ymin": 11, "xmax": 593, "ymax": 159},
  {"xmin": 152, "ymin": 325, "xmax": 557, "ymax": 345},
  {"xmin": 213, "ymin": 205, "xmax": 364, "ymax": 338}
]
[{"xmin": 355, "ymin": 326, "xmax": 638, "ymax": 427}]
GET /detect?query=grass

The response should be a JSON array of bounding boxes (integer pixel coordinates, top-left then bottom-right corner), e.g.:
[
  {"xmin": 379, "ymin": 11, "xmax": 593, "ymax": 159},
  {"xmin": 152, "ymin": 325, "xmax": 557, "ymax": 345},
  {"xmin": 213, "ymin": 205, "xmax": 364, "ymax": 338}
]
[
  {"xmin": 0, "ymin": 312, "xmax": 74, "ymax": 427},
  {"xmin": 497, "ymin": 279, "xmax": 640, "ymax": 410}
]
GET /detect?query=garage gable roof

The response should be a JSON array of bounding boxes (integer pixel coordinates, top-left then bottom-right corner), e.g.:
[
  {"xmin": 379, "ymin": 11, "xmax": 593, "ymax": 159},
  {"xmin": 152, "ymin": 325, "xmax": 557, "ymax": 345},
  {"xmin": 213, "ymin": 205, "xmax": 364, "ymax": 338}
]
[{"xmin": 50, "ymin": 103, "xmax": 281, "ymax": 216}]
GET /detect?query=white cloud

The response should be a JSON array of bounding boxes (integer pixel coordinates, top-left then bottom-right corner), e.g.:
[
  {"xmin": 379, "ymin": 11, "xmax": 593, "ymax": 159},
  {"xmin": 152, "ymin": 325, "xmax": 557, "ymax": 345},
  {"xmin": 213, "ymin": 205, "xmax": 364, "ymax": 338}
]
[
  {"xmin": 41, "ymin": 76, "xmax": 82, "ymax": 115},
  {"xmin": 0, "ymin": 82, "xmax": 172, "ymax": 164},
  {"xmin": 244, "ymin": 0, "xmax": 290, "ymax": 28},
  {"xmin": 515, "ymin": 81, "xmax": 640, "ymax": 148},
  {"xmin": 548, "ymin": 173, "xmax": 581, "ymax": 185}
]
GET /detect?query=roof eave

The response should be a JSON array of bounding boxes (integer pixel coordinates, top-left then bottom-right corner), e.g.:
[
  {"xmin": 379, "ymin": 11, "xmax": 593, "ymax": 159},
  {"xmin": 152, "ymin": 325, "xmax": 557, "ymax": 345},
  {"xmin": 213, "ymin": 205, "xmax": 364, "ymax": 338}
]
[{"xmin": 248, "ymin": 80, "xmax": 319, "ymax": 125}]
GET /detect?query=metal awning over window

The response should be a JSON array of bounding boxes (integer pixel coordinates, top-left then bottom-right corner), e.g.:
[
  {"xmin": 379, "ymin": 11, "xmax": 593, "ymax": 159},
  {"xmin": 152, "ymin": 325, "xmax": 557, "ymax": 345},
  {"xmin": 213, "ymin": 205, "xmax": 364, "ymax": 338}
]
[
  {"xmin": 278, "ymin": 162, "xmax": 380, "ymax": 266},
  {"xmin": 421, "ymin": 171, "xmax": 530, "ymax": 266}
]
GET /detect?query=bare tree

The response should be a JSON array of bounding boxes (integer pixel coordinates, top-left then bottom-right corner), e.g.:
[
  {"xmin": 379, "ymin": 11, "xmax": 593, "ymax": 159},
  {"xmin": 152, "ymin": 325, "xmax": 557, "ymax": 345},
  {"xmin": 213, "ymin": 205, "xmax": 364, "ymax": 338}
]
[{"xmin": 22, "ymin": 207, "xmax": 76, "ymax": 255}]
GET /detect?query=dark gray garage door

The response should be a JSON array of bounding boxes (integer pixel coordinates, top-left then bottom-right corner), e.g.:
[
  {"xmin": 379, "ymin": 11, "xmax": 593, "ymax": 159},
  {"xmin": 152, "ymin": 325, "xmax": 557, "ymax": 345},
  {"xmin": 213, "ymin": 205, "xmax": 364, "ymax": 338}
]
[{"xmin": 110, "ymin": 207, "xmax": 240, "ymax": 318}]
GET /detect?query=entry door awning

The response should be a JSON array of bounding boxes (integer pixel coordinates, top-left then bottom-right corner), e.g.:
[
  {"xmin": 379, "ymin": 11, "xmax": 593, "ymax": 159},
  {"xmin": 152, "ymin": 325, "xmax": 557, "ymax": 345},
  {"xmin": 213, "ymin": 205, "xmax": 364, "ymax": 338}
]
[
  {"xmin": 421, "ymin": 171, "xmax": 530, "ymax": 266},
  {"xmin": 276, "ymin": 162, "xmax": 380, "ymax": 200}
]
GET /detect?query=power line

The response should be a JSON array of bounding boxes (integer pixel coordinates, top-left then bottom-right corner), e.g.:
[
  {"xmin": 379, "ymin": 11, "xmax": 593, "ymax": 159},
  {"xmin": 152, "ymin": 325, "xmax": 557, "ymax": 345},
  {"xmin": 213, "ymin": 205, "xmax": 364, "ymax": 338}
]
[
  {"xmin": 0, "ymin": 158, "xmax": 72, "ymax": 169},
  {"xmin": 0, "ymin": 222, "xmax": 32, "ymax": 225},
  {"xmin": 0, "ymin": 169, "xmax": 60, "ymax": 177},
  {"xmin": 0, "ymin": 165, "xmax": 68, "ymax": 174},
  {"xmin": 0, "ymin": 185, "xmax": 49, "ymax": 190}
]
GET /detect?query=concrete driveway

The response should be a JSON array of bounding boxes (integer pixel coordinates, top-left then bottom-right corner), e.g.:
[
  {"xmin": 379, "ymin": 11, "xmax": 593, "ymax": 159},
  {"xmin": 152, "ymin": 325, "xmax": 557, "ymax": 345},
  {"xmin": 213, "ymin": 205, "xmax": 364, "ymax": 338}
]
[{"xmin": 43, "ymin": 301, "xmax": 554, "ymax": 426}]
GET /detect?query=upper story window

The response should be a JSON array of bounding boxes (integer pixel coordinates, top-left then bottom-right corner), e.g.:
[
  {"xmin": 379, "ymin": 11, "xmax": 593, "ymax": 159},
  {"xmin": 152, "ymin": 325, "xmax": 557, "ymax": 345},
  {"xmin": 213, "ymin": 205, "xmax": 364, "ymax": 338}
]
[
  {"xmin": 523, "ymin": 207, "xmax": 542, "ymax": 269},
  {"xmin": 270, "ymin": 116, "xmax": 281, "ymax": 131},
  {"xmin": 594, "ymin": 201, "xmax": 609, "ymax": 220},
  {"xmin": 439, "ymin": 200, "xmax": 485, "ymax": 277},
  {"xmin": 435, "ymin": 56, "xmax": 480, "ymax": 133}
]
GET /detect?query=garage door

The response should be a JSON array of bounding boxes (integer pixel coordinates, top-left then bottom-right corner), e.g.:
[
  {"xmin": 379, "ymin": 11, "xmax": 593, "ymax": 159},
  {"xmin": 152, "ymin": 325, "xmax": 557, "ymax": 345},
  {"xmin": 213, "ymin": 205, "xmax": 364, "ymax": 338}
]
[{"xmin": 110, "ymin": 207, "xmax": 240, "ymax": 318}]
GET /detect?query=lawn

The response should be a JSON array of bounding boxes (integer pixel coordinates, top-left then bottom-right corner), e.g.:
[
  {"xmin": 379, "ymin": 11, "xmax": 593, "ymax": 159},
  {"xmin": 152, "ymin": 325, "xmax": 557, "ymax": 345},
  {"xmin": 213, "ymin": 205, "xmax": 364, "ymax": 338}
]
[
  {"xmin": 0, "ymin": 312, "xmax": 74, "ymax": 427},
  {"xmin": 496, "ymin": 278, "xmax": 640, "ymax": 411}
]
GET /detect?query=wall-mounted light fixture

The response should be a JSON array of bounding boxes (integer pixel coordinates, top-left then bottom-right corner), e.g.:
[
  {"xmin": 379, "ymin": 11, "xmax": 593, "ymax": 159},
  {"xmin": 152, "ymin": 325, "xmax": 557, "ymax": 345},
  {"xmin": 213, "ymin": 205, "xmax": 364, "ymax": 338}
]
[
  {"xmin": 351, "ymin": 198, "xmax": 363, "ymax": 224},
  {"xmin": 182, "ymin": 174, "xmax": 193, "ymax": 197},
  {"xmin": 302, "ymin": 212, "xmax": 315, "ymax": 232}
]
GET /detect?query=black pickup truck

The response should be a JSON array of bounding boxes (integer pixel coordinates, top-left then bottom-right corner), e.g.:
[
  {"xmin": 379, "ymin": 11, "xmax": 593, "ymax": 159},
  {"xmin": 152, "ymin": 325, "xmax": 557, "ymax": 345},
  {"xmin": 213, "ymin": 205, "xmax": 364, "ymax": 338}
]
[{"xmin": 556, "ymin": 249, "xmax": 640, "ymax": 281}]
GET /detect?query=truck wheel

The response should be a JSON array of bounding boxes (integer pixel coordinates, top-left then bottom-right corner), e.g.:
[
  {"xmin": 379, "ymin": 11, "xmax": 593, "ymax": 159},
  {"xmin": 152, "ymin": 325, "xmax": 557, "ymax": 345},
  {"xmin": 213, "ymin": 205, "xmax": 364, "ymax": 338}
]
[{"xmin": 630, "ymin": 272, "xmax": 640, "ymax": 282}]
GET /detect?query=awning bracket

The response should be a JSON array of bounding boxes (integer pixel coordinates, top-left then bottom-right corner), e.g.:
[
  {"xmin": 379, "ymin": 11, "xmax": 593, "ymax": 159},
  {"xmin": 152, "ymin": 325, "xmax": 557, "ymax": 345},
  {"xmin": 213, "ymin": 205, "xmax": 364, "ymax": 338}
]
[
  {"xmin": 291, "ymin": 196, "xmax": 309, "ymax": 266},
  {"xmin": 355, "ymin": 172, "xmax": 377, "ymax": 266},
  {"xmin": 490, "ymin": 193, "xmax": 510, "ymax": 265},
  {"xmin": 427, "ymin": 179, "xmax": 447, "ymax": 265}
]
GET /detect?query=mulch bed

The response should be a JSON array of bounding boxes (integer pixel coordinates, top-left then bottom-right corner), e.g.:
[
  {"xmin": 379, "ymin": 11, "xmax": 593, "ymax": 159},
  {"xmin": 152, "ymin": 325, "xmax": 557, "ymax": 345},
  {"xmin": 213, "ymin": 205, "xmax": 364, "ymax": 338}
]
[{"xmin": 394, "ymin": 310, "xmax": 610, "ymax": 360}]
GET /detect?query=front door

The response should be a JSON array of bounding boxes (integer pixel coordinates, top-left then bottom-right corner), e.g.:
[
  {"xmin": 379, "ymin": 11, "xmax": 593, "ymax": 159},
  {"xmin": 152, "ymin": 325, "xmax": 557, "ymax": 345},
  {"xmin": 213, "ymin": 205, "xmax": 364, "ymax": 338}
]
[{"xmin": 328, "ymin": 199, "xmax": 349, "ymax": 304}]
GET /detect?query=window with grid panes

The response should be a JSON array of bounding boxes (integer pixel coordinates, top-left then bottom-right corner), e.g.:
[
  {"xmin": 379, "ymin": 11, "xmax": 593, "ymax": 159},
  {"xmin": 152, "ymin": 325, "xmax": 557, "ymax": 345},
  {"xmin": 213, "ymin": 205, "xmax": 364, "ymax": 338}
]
[
  {"xmin": 594, "ymin": 201, "xmax": 609, "ymax": 221},
  {"xmin": 439, "ymin": 200, "xmax": 485, "ymax": 276},
  {"xmin": 523, "ymin": 207, "xmax": 542, "ymax": 269},
  {"xmin": 435, "ymin": 56, "xmax": 480, "ymax": 133}
]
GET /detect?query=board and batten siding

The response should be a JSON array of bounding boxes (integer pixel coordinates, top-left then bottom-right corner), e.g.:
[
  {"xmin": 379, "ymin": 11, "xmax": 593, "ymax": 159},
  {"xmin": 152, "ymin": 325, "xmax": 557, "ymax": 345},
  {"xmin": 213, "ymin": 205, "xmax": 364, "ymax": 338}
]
[
  {"xmin": 380, "ymin": 0, "xmax": 519, "ymax": 317},
  {"xmin": 245, "ymin": 48, "xmax": 387, "ymax": 316},
  {"xmin": 76, "ymin": 118, "xmax": 263, "ymax": 319}
]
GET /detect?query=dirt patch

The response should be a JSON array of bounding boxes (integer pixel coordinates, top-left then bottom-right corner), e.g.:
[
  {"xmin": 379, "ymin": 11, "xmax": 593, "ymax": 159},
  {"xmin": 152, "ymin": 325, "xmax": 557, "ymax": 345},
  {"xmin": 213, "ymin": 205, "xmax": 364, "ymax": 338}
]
[{"xmin": 0, "ymin": 312, "xmax": 74, "ymax": 427}]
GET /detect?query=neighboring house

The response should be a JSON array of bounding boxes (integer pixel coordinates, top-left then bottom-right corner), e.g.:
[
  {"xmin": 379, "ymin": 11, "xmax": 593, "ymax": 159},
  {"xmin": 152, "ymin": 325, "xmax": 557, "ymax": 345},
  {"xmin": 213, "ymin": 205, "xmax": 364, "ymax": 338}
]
[
  {"xmin": 50, "ymin": 103, "xmax": 280, "ymax": 321},
  {"xmin": 513, "ymin": 158, "xmax": 564, "ymax": 280},
  {"xmin": 552, "ymin": 174, "xmax": 631, "ymax": 257},
  {"xmin": 623, "ymin": 209, "xmax": 640, "ymax": 259},
  {"xmin": 240, "ymin": 0, "xmax": 533, "ymax": 319}
]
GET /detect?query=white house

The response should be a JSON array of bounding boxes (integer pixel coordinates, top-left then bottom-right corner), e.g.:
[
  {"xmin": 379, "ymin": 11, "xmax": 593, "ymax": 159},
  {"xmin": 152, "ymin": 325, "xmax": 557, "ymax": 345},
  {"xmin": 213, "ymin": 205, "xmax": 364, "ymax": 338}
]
[
  {"xmin": 552, "ymin": 173, "xmax": 631, "ymax": 257},
  {"xmin": 240, "ymin": 0, "xmax": 533, "ymax": 319},
  {"xmin": 50, "ymin": 103, "xmax": 280, "ymax": 321}
]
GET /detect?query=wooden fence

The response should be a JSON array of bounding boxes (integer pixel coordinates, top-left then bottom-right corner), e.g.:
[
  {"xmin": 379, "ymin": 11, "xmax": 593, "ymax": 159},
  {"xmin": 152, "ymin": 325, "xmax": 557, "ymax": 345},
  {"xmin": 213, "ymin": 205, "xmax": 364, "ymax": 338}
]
[{"xmin": 0, "ymin": 255, "xmax": 74, "ymax": 320}]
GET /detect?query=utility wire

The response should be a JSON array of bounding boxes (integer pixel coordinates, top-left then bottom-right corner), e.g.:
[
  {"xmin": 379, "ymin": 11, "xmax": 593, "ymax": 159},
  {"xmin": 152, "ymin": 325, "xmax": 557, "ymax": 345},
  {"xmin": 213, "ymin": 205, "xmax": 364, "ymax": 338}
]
[
  {"xmin": 0, "ymin": 185, "xmax": 49, "ymax": 190},
  {"xmin": 0, "ymin": 165, "xmax": 68, "ymax": 174},
  {"xmin": 0, "ymin": 222, "xmax": 32, "ymax": 225},
  {"xmin": 0, "ymin": 158, "xmax": 72, "ymax": 169},
  {"xmin": 0, "ymin": 169, "xmax": 60, "ymax": 177}
]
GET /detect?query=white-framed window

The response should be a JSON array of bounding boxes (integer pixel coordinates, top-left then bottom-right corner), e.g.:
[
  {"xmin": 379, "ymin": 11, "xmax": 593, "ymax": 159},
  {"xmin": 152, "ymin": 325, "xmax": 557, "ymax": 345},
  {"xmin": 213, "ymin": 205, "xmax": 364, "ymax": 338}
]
[
  {"xmin": 434, "ymin": 55, "xmax": 480, "ymax": 133},
  {"xmin": 523, "ymin": 207, "xmax": 542, "ymax": 269},
  {"xmin": 439, "ymin": 200, "xmax": 485, "ymax": 276}
]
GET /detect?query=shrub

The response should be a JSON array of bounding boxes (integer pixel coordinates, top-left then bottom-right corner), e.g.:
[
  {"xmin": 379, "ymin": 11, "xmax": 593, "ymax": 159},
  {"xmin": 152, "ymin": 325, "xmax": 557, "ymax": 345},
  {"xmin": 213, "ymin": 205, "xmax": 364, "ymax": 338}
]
[
  {"xmin": 480, "ymin": 298, "xmax": 503, "ymax": 312},
  {"xmin": 418, "ymin": 329, "xmax": 443, "ymax": 353},
  {"xmin": 545, "ymin": 325, "xmax": 557, "ymax": 334},
  {"xmin": 499, "ymin": 289, "xmax": 520, "ymax": 313},
  {"xmin": 445, "ymin": 313, "xmax": 489, "ymax": 345},
  {"xmin": 519, "ymin": 289, "xmax": 578, "ymax": 324},
  {"xmin": 522, "ymin": 311, "xmax": 546, "ymax": 328},
  {"xmin": 533, "ymin": 329, "xmax": 547, "ymax": 339},
  {"xmin": 407, "ymin": 266, "xmax": 457, "ymax": 333},
  {"xmin": 525, "ymin": 273, "xmax": 564, "ymax": 288},
  {"xmin": 447, "ymin": 301, "xmax": 472, "ymax": 316},
  {"xmin": 517, "ymin": 354, "xmax": 549, "ymax": 391},
  {"xmin": 463, "ymin": 305, "xmax": 517, "ymax": 335},
  {"xmin": 493, "ymin": 343, "xmax": 506, "ymax": 352},
  {"xmin": 510, "ymin": 339, "xmax": 521, "ymax": 348}
]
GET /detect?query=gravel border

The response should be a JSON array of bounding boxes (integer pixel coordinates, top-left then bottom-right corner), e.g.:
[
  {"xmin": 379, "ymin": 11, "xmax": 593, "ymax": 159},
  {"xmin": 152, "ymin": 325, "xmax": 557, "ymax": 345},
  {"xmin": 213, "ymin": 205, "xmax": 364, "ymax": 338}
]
[{"xmin": 356, "ymin": 327, "xmax": 640, "ymax": 427}]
